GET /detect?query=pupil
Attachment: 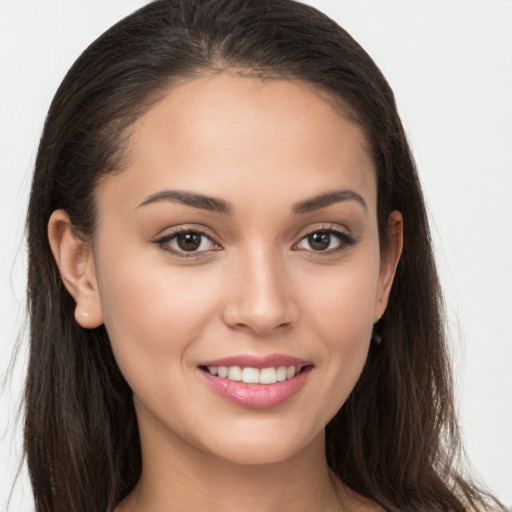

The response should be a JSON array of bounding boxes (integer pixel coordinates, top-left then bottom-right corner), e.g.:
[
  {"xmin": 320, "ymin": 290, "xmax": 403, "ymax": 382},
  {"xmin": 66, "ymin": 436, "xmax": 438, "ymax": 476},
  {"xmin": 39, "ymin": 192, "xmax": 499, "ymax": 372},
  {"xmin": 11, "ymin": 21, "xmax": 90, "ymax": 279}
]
[
  {"xmin": 309, "ymin": 232, "xmax": 330, "ymax": 251},
  {"xmin": 177, "ymin": 232, "xmax": 201, "ymax": 251}
]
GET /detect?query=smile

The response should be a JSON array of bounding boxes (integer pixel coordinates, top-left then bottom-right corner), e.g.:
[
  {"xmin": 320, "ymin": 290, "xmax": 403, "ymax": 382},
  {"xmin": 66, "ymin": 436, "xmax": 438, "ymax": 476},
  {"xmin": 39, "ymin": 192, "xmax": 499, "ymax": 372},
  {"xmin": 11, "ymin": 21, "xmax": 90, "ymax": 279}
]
[
  {"xmin": 203, "ymin": 365, "xmax": 301, "ymax": 384},
  {"xmin": 198, "ymin": 355, "xmax": 313, "ymax": 409}
]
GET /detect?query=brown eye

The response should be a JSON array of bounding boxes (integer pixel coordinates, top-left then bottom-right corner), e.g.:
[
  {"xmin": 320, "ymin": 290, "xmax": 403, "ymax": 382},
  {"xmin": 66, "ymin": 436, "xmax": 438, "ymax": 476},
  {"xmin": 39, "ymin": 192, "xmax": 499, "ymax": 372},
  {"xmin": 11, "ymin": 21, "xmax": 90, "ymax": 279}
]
[
  {"xmin": 307, "ymin": 231, "xmax": 331, "ymax": 251},
  {"xmin": 295, "ymin": 228, "xmax": 355, "ymax": 253},
  {"xmin": 176, "ymin": 232, "xmax": 202, "ymax": 251},
  {"xmin": 158, "ymin": 229, "xmax": 219, "ymax": 256}
]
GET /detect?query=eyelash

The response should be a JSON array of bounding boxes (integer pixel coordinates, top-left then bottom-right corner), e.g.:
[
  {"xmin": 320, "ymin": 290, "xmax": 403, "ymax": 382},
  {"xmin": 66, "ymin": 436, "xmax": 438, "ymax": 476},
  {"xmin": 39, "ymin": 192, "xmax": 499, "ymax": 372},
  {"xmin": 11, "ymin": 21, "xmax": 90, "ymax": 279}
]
[
  {"xmin": 294, "ymin": 226, "xmax": 356, "ymax": 255},
  {"xmin": 155, "ymin": 228, "xmax": 221, "ymax": 259},
  {"xmin": 154, "ymin": 225, "xmax": 356, "ymax": 259}
]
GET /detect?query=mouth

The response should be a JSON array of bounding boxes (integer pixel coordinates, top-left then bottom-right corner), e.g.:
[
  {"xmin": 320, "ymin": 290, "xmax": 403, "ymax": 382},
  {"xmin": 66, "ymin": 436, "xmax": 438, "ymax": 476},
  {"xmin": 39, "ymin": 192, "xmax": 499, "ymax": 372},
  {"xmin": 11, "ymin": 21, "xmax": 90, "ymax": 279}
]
[
  {"xmin": 198, "ymin": 364, "xmax": 311, "ymax": 385},
  {"xmin": 197, "ymin": 355, "xmax": 313, "ymax": 409}
]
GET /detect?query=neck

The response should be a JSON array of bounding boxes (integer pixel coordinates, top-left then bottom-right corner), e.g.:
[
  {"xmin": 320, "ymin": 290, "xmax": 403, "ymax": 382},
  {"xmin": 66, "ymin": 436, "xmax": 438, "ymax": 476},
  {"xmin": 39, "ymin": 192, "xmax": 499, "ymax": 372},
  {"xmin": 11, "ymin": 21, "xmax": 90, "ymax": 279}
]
[{"xmin": 120, "ymin": 426, "xmax": 346, "ymax": 512}]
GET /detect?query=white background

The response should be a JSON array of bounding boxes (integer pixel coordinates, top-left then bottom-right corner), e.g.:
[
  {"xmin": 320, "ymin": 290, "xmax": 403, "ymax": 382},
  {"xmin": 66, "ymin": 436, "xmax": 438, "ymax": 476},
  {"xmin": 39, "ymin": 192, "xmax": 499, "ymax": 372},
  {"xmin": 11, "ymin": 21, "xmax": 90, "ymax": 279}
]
[{"xmin": 1, "ymin": 1, "xmax": 511, "ymax": 509}]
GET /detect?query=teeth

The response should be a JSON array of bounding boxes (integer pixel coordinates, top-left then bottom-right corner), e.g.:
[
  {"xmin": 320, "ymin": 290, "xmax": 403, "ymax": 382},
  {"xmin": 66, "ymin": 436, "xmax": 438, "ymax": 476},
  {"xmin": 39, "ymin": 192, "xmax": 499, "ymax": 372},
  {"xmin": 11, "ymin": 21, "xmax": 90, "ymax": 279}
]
[
  {"xmin": 242, "ymin": 367, "xmax": 259, "ymax": 383},
  {"xmin": 206, "ymin": 365, "xmax": 303, "ymax": 384},
  {"xmin": 276, "ymin": 366, "xmax": 287, "ymax": 382},
  {"xmin": 259, "ymin": 367, "xmax": 277, "ymax": 384},
  {"xmin": 227, "ymin": 366, "xmax": 242, "ymax": 381}
]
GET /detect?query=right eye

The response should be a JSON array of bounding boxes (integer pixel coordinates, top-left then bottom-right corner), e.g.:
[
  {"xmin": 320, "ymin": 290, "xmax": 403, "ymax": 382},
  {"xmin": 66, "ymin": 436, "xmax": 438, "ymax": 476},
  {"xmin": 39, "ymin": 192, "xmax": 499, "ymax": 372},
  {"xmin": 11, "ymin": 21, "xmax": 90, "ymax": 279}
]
[{"xmin": 156, "ymin": 229, "xmax": 221, "ymax": 257}]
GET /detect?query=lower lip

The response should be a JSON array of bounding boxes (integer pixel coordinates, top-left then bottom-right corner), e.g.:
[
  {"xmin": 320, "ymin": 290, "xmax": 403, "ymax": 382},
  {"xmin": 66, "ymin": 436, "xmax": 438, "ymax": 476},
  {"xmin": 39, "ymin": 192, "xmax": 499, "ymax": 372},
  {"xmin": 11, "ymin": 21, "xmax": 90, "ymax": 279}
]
[{"xmin": 199, "ymin": 366, "xmax": 312, "ymax": 409}]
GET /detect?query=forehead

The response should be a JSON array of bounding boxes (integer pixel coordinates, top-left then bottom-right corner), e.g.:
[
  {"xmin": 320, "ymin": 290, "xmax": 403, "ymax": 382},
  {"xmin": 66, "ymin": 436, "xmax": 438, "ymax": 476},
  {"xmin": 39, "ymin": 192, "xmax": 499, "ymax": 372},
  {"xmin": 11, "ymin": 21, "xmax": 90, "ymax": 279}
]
[{"xmin": 98, "ymin": 73, "xmax": 376, "ymax": 212}]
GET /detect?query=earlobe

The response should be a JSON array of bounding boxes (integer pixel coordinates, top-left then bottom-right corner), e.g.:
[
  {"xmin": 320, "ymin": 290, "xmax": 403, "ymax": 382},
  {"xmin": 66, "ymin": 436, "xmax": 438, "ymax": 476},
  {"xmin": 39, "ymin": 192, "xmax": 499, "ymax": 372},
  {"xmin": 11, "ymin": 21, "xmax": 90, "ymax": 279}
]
[
  {"xmin": 48, "ymin": 209, "xmax": 104, "ymax": 329},
  {"xmin": 374, "ymin": 210, "xmax": 403, "ymax": 322}
]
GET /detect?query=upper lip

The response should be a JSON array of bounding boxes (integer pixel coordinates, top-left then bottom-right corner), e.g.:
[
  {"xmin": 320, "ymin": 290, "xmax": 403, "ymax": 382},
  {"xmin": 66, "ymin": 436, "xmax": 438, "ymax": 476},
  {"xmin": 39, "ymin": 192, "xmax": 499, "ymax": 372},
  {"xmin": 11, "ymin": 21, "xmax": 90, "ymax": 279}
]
[{"xmin": 199, "ymin": 353, "xmax": 313, "ymax": 370}]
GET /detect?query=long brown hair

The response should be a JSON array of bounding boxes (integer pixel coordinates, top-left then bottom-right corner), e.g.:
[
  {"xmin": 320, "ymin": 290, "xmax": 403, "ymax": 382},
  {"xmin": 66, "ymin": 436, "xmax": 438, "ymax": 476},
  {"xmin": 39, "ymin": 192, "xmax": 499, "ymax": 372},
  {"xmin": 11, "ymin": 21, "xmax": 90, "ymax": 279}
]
[{"xmin": 24, "ymin": 1, "xmax": 501, "ymax": 511}]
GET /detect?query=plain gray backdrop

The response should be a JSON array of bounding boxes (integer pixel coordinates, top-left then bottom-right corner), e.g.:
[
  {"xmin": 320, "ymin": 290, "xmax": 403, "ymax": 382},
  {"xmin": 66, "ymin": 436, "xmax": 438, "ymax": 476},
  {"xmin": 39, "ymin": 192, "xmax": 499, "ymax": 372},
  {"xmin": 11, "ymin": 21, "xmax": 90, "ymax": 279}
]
[{"xmin": 1, "ymin": 1, "xmax": 511, "ymax": 509}]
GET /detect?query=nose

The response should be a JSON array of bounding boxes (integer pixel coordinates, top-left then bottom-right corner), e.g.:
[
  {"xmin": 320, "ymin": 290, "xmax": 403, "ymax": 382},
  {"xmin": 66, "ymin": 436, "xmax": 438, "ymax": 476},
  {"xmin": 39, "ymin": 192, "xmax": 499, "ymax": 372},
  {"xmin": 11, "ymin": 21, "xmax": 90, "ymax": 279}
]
[{"xmin": 221, "ymin": 249, "xmax": 298, "ymax": 336}]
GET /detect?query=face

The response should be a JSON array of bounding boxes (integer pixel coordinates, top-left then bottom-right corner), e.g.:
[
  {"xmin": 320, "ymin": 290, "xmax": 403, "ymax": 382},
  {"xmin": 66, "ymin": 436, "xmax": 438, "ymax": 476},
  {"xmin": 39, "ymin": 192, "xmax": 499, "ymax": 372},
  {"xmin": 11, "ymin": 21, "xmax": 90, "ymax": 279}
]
[{"xmin": 66, "ymin": 74, "xmax": 401, "ymax": 466}]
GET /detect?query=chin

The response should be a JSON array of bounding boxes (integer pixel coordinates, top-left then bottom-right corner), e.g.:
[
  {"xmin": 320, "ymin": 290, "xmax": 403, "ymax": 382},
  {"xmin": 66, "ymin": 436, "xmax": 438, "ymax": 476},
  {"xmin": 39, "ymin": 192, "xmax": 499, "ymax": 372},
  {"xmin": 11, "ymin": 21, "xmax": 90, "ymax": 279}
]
[{"xmin": 198, "ymin": 422, "xmax": 325, "ymax": 467}]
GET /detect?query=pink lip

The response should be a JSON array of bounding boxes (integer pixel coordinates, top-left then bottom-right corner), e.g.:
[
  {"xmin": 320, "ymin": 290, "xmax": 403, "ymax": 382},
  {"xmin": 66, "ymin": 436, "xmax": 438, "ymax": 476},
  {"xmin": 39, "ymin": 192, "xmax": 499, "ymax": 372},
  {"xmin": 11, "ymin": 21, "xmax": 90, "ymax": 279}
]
[
  {"xmin": 200, "ymin": 353, "xmax": 312, "ymax": 370},
  {"xmin": 198, "ymin": 353, "xmax": 313, "ymax": 409}
]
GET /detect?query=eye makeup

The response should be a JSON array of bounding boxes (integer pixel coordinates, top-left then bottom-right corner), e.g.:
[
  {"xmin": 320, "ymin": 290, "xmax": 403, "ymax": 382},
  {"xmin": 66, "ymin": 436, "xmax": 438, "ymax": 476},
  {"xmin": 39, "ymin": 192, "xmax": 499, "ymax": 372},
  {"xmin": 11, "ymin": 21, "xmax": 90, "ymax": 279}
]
[
  {"xmin": 154, "ymin": 227, "xmax": 222, "ymax": 259},
  {"xmin": 294, "ymin": 226, "xmax": 356, "ymax": 255},
  {"xmin": 153, "ymin": 222, "xmax": 357, "ymax": 261}
]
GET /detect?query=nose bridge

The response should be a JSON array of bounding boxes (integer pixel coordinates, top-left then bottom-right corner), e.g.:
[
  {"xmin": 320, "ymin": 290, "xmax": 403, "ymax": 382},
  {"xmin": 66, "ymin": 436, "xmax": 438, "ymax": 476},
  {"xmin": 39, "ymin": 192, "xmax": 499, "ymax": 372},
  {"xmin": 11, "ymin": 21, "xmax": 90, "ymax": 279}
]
[{"xmin": 223, "ymin": 243, "xmax": 295, "ymax": 334}]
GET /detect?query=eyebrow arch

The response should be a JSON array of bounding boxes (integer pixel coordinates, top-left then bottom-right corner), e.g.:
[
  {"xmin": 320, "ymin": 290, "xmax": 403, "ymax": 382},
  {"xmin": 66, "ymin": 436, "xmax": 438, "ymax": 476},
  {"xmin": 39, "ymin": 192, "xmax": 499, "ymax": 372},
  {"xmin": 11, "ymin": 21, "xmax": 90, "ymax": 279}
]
[
  {"xmin": 137, "ymin": 190, "xmax": 233, "ymax": 214},
  {"xmin": 292, "ymin": 189, "xmax": 368, "ymax": 214}
]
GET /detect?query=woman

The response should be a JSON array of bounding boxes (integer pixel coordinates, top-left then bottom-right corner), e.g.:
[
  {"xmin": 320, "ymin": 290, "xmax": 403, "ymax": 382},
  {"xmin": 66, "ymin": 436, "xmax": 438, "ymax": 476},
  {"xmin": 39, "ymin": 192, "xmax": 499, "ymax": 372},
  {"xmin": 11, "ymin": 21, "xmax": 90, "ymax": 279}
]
[{"xmin": 23, "ymin": 0, "xmax": 503, "ymax": 511}]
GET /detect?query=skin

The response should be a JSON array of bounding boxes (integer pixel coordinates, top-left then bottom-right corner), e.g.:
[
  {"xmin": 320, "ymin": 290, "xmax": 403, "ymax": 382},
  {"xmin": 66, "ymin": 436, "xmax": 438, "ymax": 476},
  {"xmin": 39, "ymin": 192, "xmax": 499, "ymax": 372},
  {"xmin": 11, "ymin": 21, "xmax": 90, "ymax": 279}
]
[{"xmin": 49, "ymin": 74, "xmax": 402, "ymax": 512}]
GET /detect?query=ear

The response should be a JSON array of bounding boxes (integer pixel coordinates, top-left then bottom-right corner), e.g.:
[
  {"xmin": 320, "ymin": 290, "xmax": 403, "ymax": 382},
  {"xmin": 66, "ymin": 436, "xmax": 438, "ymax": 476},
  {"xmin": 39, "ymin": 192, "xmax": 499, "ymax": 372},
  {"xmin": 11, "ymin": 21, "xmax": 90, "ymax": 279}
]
[
  {"xmin": 48, "ymin": 209, "xmax": 104, "ymax": 328},
  {"xmin": 374, "ymin": 210, "xmax": 403, "ymax": 322}
]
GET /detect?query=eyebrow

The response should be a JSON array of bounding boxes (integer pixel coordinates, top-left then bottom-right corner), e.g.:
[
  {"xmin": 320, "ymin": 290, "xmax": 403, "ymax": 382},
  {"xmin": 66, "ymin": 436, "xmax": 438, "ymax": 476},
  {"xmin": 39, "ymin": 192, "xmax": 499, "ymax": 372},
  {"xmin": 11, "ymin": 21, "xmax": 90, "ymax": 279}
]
[
  {"xmin": 137, "ymin": 190, "xmax": 233, "ymax": 214},
  {"xmin": 292, "ymin": 189, "xmax": 368, "ymax": 214},
  {"xmin": 137, "ymin": 188, "xmax": 367, "ymax": 215}
]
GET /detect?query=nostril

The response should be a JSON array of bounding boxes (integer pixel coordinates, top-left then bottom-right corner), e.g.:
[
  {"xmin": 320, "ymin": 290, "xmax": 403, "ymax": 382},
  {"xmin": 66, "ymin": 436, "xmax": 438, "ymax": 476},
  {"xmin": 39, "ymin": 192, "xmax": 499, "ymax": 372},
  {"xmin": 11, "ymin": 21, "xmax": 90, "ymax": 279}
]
[{"xmin": 222, "ymin": 302, "xmax": 295, "ymax": 336}]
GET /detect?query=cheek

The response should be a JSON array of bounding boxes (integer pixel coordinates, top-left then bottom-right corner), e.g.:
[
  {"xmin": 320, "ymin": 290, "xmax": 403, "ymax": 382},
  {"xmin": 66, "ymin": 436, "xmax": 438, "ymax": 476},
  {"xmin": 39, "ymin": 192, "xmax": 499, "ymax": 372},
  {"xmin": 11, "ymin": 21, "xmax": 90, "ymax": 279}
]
[
  {"xmin": 298, "ymin": 256, "xmax": 379, "ymax": 408},
  {"xmin": 95, "ymin": 249, "xmax": 217, "ymax": 388},
  {"xmin": 303, "ymin": 254, "xmax": 379, "ymax": 339}
]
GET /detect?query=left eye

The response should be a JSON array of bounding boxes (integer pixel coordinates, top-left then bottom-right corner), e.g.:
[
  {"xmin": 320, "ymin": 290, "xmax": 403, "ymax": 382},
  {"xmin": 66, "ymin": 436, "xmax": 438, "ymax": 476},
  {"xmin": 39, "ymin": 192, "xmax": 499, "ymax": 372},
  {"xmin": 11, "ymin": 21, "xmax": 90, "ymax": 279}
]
[
  {"xmin": 162, "ymin": 231, "xmax": 218, "ymax": 253},
  {"xmin": 296, "ymin": 230, "xmax": 348, "ymax": 252}
]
